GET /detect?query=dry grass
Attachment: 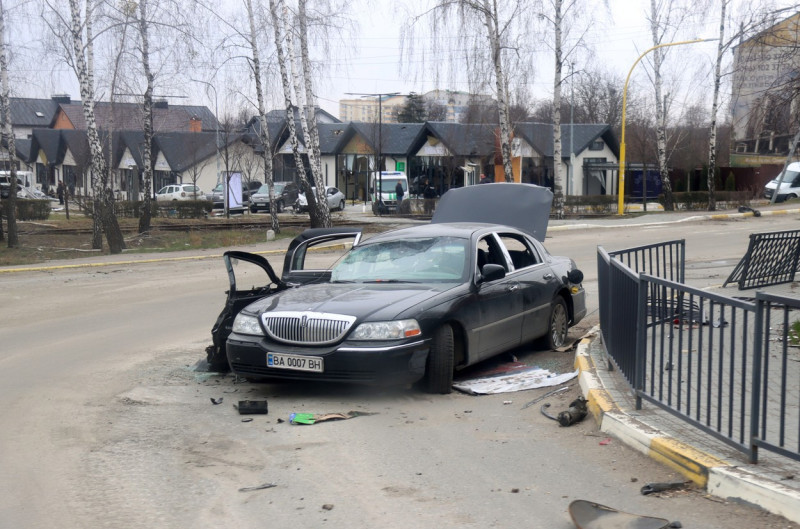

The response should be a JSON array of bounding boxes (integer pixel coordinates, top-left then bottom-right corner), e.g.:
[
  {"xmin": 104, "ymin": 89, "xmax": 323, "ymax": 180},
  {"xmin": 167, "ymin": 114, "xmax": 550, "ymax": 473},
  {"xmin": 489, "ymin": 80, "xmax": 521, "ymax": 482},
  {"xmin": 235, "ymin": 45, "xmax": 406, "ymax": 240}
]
[{"xmin": 0, "ymin": 211, "xmax": 304, "ymax": 266}]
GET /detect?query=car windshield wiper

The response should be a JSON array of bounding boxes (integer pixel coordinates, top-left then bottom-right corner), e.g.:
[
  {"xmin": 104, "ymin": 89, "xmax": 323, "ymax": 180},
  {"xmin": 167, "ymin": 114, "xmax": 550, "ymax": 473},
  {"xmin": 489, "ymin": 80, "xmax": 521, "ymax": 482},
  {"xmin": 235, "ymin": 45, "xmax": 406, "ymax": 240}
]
[{"xmin": 330, "ymin": 279, "xmax": 357, "ymax": 283}]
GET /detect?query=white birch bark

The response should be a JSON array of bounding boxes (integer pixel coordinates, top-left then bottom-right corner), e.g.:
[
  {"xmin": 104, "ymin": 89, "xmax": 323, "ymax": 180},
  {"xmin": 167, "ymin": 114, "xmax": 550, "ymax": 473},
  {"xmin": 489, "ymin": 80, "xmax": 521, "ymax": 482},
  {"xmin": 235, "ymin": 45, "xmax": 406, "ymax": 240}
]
[
  {"xmin": 0, "ymin": 0, "xmax": 17, "ymax": 247},
  {"xmin": 649, "ymin": 0, "xmax": 675, "ymax": 211},
  {"xmin": 137, "ymin": 0, "xmax": 155, "ymax": 233},
  {"xmin": 707, "ymin": 0, "xmax": 726, "ymax": 211},
  {"xmin": 245, "ymin": 0, "xmax": 279, "ymax": 232},
  {"xmin": 269, "ymin": 0, "xmax": 324, "ymax": 228},
  {"xmin": 284, "ymin": 1, "xmax": 330, "ymax": 226},
  {"xmin": 482, "ymin": 0, "xmax": 513, "ymax": 183},
  {"xmin": 552, "ymin": 0, "xmax": 565, "ymax": 219},
  {"xmin": 68, "ymin": 0, "xmax": 124, "ymax": 253}
]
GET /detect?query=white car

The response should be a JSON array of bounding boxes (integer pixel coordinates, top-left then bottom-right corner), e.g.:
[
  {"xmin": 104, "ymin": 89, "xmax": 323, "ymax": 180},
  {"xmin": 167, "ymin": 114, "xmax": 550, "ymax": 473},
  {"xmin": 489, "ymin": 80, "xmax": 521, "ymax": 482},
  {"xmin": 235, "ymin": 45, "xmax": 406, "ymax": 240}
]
[
  {"xmin": 764, "ymin": 162, "xmax": 800, "ymax": 202},
  {"xmin": 295, "ymin": 186, "xmax": 346, "ymax": 213},
  {"xmin": 156, "ymin": 184, "xmax": 205, "ymax": 202}
]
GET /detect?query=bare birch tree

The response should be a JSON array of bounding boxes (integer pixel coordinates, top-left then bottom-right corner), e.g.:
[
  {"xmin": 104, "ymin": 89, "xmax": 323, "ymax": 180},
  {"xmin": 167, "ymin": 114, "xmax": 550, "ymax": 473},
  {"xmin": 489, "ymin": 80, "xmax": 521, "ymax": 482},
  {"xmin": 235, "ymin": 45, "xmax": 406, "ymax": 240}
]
[
  {"xmin": 407, "ymin": 1, "xmax": 533, "ymax": 183},
  {"xmin": 706, "ymin": 0, "xmax": 727, "ymax": 211},
  {"xmin": 286, "ymin": 0, "xmax": 330, "ymax": 226},
  {"xmin": 269, "ymin": 0, "xmax": 327, "ymax": 228},
  {"xmin": 135, "ymin": 0, "xmax": 155, "ymax": 233},
  {"xmin": 68, "ymin": 0, "xmax": 125, "ymax": 253},
  {"xmin": 245, "ymin": 0, "xmax": 279, "ymax": 232},
  {"xmin": 0, "ymin": 0, "xmax": 17, "ymax": 248}
]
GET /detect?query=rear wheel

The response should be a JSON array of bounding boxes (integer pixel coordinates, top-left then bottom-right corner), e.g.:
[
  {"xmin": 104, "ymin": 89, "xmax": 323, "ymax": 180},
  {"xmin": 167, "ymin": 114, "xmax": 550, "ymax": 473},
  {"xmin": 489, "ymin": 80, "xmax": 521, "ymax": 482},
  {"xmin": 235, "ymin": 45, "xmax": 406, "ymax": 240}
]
[
  {"xmin": 338, "ymin": 199, "xmax": 345, "ymax": 211},
  {"xmin": 545, "ymin": 297, "xmax": 569, "ymax": 349},
  {"xmin": 276, "ymin": 200, "xmax": 284, "ymax": 213},
  {"xmin": 425, "ymin": 324, "xmax": 455, "ymax": 394}
]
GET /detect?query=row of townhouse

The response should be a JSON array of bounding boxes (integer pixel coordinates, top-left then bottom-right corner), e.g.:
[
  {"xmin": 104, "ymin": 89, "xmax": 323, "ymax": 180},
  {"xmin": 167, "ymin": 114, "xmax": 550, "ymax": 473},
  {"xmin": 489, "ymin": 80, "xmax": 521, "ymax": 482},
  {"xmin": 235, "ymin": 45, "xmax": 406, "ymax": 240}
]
[{"xmin": 4, "ymin": 95, "xmax": 620, "ymax": 201}]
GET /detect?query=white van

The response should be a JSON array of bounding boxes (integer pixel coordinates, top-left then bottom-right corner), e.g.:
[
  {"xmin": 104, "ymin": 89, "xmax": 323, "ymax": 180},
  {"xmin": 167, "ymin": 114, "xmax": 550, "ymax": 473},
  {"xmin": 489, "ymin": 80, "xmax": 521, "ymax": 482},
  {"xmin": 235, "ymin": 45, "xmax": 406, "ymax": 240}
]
[
  {"xmin": 764, "ymin": 162, "xmax": 800, "ymax": 202},
  {"xmin": 370, "ymin": 171, "xmax": 408, "ymax": 212}
]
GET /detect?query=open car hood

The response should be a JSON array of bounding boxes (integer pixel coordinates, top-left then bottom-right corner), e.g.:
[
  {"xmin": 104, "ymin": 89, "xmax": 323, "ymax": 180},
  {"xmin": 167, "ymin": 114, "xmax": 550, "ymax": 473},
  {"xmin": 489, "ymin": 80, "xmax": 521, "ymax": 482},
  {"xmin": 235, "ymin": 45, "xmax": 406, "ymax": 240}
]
[{"xmin": 431, "ymin": 183, "xmax": 552, "ymax": 242}]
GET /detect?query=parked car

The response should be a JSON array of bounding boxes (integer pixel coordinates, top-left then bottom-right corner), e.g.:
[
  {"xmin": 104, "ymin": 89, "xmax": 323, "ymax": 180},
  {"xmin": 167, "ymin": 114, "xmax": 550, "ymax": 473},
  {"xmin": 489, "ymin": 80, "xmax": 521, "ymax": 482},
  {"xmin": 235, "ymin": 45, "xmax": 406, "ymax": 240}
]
[
  {"xmin": 155, "ymin": 183, "xmax": 205, "ymax": 202},
  {"xmin": 764, "ymin": 162, "xmax": 800, "ymax": 202},
  {"xmin": 250, "ymin": 181, "xmax": 300, "ymax": 213},
  {"xmin": 211, "ymin": 184, "xmax": 586, "ymax": 394},
  {"xmin": 295, "ymin": 186, "xmax": 346, "ymax": 213},
  {"xmin": 209, "ymin": 180, "xmax": 261, "ymax": 209}
]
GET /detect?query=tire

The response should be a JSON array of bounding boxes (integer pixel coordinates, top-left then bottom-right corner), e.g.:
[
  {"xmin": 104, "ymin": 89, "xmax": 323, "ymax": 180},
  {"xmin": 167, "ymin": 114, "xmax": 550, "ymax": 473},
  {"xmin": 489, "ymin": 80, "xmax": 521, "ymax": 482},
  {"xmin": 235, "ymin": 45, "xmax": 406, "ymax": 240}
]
[
  {"xmin": 425, "ymin": 324, "xmax": 455, "ymax": 394},
  {"xmin": 545, "ymin": 297, "xmax": 569, "ymax": 350},
  {"xmin": 250, "ymin": 206, "xmax": 257, "ymax": 214},
  {"xmin": 277, "ymin": 200, "xmax": 284, "ymax": 213},
  {"xmin": 338, "ymin": 200, "xmax": 345, "ymax": 211}
]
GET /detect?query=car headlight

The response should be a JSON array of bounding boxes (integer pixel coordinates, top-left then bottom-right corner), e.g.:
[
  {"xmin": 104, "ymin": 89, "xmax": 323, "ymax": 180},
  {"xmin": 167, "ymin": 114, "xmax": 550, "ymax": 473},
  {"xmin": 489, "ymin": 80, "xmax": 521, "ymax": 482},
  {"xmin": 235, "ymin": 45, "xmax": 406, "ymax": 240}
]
[
  {"xmin": 350, "ymin": 319, "xmax": 421, "ymax": 340},
  {"xmin": 232, "ymin": 313, "xmax": 264, "ymax": 336}
]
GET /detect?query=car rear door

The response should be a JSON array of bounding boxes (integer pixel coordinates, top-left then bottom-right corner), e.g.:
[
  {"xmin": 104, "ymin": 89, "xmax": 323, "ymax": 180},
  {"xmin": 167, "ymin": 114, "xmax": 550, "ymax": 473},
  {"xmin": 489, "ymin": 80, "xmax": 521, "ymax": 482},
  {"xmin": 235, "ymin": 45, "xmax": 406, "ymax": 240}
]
[{"xmin": 470, "ymin": 233, "xmax": 524, "ymax": 359}]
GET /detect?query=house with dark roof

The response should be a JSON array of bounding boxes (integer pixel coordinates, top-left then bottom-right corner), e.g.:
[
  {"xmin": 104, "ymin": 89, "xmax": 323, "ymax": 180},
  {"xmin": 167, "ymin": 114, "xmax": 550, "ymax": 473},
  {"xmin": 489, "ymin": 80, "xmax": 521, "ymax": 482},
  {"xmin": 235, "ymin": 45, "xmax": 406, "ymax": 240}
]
[{"xmin": 513, "ymin": 123, "xmax": 619, "ymax": 195}]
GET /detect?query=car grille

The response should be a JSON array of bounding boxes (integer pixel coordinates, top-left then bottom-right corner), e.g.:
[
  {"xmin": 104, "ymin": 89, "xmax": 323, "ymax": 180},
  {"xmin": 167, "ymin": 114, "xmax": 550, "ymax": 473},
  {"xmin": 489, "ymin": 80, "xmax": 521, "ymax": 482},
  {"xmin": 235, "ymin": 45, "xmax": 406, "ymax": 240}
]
[{"xmin": 261, "ymin": 311, "xmax": 356, "ymax": 345}]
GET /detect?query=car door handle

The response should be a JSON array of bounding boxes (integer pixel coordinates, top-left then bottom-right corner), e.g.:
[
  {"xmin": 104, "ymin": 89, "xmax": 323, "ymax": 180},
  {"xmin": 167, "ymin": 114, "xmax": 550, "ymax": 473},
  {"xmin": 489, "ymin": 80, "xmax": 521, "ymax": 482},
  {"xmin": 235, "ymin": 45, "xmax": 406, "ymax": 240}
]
[
  {"xmin": 506, "ymin": 283, "xmax": 519, "ymax": 292},
  {"xmin": 543, "ymin": 273, "xmax": 554, "ymax": 280}
]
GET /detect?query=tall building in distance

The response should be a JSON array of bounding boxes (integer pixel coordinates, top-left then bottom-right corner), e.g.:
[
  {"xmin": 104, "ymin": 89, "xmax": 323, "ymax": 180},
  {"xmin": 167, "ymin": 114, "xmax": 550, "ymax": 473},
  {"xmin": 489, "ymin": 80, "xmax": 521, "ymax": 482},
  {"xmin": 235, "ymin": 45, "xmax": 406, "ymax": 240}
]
[
  {"xmin": 731, "ymin": 12, "xmax": 800, "ymax": 165},
  {"xmin": 339, "ymin": 90, "xmax": 495, "ymax": 124}
]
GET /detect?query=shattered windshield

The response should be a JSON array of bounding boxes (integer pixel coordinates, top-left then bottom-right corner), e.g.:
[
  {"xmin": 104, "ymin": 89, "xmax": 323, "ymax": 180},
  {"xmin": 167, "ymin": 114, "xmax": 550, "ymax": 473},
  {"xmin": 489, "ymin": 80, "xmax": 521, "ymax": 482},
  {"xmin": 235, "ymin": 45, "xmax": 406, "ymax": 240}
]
[{"xmin": 331, "ymin": 236, "xmax": 468, "ymax": 283}]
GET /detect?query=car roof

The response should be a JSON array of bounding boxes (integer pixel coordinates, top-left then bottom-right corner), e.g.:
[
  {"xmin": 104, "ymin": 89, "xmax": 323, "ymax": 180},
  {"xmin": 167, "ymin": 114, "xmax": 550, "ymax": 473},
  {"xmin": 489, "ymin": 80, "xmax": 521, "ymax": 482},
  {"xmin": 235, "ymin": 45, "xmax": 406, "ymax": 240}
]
[
  {"xmin": 431, "ymin": 183, "xmax": 552, "ymax": 242},
  {"xmin": 361, "ymin": 221, "xmax": 525, "ymax": 244}
]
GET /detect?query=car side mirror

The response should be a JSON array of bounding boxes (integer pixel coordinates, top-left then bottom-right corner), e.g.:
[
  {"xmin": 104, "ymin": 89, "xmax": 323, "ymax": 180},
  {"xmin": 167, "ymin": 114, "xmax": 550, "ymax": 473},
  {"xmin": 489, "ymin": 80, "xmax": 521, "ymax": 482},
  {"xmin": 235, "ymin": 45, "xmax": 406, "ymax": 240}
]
[
  {"xmin": 478, "ymin": 263, "xmax": 505, "ymax": 284},
  {"xmin": 567, "ymin": 269, "xmax": 584, "ymax": 284}
]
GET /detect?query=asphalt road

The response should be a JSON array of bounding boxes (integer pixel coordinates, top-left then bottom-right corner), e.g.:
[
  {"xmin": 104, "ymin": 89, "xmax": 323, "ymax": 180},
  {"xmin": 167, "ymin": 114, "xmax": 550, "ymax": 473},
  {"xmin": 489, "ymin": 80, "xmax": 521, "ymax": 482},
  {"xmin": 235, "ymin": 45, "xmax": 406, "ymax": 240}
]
[{"xmin": 1, "ymin": 213, "xmax": 798, "ymax": 529}]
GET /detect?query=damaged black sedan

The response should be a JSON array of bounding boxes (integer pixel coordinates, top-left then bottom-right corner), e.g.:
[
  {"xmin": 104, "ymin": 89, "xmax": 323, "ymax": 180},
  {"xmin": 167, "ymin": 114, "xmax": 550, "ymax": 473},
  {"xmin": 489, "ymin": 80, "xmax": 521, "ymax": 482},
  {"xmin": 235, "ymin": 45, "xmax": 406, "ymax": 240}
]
[{"xmin": 212, "ymin": 183, "xmax": 586, "ymax": 394}]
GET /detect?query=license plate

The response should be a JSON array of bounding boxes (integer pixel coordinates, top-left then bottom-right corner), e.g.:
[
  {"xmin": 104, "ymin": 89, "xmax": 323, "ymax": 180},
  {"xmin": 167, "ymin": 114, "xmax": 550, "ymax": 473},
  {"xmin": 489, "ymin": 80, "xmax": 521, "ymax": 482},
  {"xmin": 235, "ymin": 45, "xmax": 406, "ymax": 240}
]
[
  {"xmin": 256, "ymin": 202, "xmax": 266, "ymax": 206},
  {"xmin": 267, "ymin": 353, "xmax": 324, "ymax": 372}
]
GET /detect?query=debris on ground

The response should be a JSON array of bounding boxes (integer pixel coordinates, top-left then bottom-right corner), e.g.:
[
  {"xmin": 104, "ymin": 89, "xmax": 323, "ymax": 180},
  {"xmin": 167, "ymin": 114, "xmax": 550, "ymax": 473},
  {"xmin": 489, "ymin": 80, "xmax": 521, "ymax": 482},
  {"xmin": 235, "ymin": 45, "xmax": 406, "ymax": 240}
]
[
  {"xmin": 453, "ymin": 367, "xmax": 578, "ymax": 395},
  {"xmin": 569, "ymin": 499, "xmax": 681, "ymax": 529},
  {"xmin": 289, "ymin": 411, "xmax": 377, "ymax": 425},
  {"xmin": 238, "ymin": 482, "xmax": 277, "ymax": 493},
  {"xmin": 521, "ymin": 386, "xmax": 571, "ymax": 409},
  {"xmin": 209, "ymin": 397, "xmax": 223, "ymax": 405},
  {"xmin": 640, "ymin": 481, "xmax": 691, "ymax": 495},
  {"xmin": 236, "ymin": 400, "xmax": 269, "ymax": 415},
  {"xmin": 540, "ymin": 396, "xmax": 588, "ymax": 426}
]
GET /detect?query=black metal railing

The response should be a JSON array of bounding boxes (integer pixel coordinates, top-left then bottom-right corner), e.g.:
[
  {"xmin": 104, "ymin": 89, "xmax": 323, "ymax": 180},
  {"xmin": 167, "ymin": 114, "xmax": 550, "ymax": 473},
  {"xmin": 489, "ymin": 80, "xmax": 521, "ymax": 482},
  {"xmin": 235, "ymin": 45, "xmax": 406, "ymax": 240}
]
[
  {"xmin": 753, "ymin": 292, "xmax": 800, "ymax": 462},
  {"xmin": 724, "ymin": 230, "xmax": 800, "ymax": 289},
  {"xmin": 598, "ymin": 240, "xmax": 800, "ymax": 464},
  {"xmin": 639, "ymin": 274, "xmax": 759, "ymax": 460}
]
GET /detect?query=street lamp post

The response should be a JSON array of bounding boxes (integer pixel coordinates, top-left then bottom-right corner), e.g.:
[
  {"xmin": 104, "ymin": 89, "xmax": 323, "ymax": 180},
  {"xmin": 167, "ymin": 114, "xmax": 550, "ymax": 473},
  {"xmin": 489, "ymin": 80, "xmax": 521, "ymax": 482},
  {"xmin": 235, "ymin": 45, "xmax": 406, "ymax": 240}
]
[
  {"xmin": 345, "ymin": 92, "xmax": 400, "ymax": 214},
  {"xmin": 617, "ymin": 38, "xmax": 716, "ymax": 215}
]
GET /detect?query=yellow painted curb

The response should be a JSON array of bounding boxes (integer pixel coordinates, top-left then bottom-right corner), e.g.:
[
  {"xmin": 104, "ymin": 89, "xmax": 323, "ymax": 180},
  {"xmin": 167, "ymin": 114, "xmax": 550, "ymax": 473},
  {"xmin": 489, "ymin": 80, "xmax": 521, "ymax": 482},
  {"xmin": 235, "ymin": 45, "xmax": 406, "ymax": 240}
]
[{"xmin": 649, "ymin": 436, "xmax": 727, "ymax": 487}]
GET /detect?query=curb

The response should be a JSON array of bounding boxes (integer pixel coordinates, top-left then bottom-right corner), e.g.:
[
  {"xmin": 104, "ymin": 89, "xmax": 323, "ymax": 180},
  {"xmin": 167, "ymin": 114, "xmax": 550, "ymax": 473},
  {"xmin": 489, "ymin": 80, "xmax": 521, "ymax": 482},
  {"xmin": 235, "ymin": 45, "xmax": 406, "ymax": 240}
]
[
  {"xmin": 549, "ymin": 207, "xmax": 800, "ymax": 232},
  {"xmin": 574, "ymin": 329, "xmax": 800, "ymax": 524}
]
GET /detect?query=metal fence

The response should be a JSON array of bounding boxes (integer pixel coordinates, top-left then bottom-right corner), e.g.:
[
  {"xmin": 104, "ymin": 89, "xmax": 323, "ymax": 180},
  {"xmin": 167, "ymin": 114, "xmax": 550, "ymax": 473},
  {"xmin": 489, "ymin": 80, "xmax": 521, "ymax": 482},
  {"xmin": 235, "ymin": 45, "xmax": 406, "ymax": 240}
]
[
  {"xmin": 724, "ymin": 230, "xmax": 800, "ymax": 290},
  {"xmin": 598, "ymin": 240, "xmax": 800, "ymax": 464}
]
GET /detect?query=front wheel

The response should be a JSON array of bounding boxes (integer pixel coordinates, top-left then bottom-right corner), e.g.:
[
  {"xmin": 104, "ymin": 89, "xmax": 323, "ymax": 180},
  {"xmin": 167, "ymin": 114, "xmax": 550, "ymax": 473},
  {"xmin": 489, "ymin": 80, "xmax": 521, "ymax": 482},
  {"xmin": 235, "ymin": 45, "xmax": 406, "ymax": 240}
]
[
  {"xmin": 276, "ymin": 200, "xmax": 284, "ymax": 213},
  {"xmin": 424, "ymin": 324, "xmax": 455, "ymax": 394},
  {"xmin": 545, "ymin": 297, "xmax": 569, "ymax": 350},
  {"xmin": 338, "ymin": 200, "xmax": 345, "ymax": 211}
]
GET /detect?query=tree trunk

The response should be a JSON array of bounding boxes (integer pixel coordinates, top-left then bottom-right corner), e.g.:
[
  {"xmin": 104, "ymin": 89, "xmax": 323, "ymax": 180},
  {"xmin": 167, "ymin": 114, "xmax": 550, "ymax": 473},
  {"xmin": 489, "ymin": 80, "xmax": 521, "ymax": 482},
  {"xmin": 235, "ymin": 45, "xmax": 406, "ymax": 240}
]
[
  {"xmin": 69, "ymin": 0, "xmax": 125, "ymax": 253},
  {"xmin": 290, "ymin": 0, "xmax": 331, "ymax": 228},
  {"xmin": 0, "ymin": 0, "xmax": 18, "ymax": 248},
  {"xmin": 269, "ymin": 0, "xmax": 321, "ymax": 228},
  {"xmin": 650, "ymin": 0, "xmax": 674, "ymax": 211},
  {"xmin": 707, "ymin": 0, "xmax": 726, "ymax": 212},
  {"xmin": 137, "ymin": 0, "xmax": 154, "ymax": 234},
  {"xmin": 86, "ymin": 0, "xmax": 102, "ymax": 250},
  {"xmin": 296, "ymin": 0, "xmax": 330, "ymax": 227},
  {"xmin": 245, "ymin": 0, "xmax": 279, "ymax": 233},
  {"xmin": 483, "ymin": 0, "xmax": 513, "ymax": 183},
  {"xmin": 552, "ymin": 0, "xmax": 565, "ymax": 219}
]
